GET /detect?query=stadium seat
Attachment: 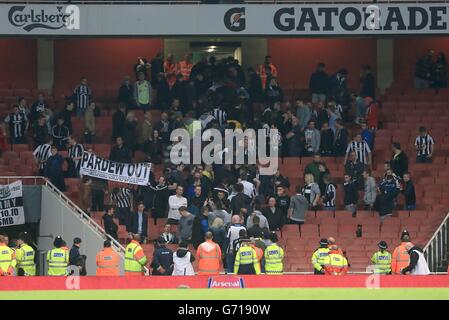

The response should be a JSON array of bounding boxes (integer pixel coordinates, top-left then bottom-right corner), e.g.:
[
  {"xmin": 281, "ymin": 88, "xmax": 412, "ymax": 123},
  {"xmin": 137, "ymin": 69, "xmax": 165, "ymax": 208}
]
[{"xmin": 300, "ymin": 225, "xmax": 318, "ymax": 238}]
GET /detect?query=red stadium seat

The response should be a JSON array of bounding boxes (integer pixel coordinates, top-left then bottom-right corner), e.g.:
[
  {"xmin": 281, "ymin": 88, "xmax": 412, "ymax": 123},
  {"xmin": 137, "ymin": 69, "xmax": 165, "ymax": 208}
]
[{"xmin": 300, "ymin": 225, "xmax": 318, "ymax": 238}]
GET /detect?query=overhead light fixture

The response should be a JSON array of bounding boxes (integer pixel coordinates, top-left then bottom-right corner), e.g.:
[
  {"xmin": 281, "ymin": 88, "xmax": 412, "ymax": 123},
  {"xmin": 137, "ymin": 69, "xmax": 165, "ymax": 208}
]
[{"xmin": 210, "ymin": 45, "xmax": 217, "ymax": 49}]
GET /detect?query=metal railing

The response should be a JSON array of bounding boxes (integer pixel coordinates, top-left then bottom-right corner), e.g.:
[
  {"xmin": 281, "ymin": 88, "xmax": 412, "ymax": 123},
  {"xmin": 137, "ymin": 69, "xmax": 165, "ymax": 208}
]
[
  {"xmin": 0, "ymin": 176, "xmax": 149, "ymax": 272},
  {"xmin": 423, "ymin": 212, "xmax": 449, "ymax": 273}
]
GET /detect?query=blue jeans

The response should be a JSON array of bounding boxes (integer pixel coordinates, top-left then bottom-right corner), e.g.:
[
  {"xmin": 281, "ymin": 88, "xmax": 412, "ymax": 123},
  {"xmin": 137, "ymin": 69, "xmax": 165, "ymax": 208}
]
[
  {"xmin": 356, "ymin": 96, "xmax": 367, "ymax": 122},
  {"xmin": 405, "ymin": 204, "xmax": 416, "ymax": 210},
  {"xmin": 226, "ymin": 253, "xmax": 235, "ymax": 274},
  {"xmin": 324, "ymin": 206, "xmax": 335, "ymax": 211}
]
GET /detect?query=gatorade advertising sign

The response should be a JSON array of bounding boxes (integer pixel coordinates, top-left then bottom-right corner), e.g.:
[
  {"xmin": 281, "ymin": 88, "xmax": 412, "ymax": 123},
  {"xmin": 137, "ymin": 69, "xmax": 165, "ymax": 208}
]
[{"xmin": 208, "ymin": 275, "xmax": 245, "ymax": 288}]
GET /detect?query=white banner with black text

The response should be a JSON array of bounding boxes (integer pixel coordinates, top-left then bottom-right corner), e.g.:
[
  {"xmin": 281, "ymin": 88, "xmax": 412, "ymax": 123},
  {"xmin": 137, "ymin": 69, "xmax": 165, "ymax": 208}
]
[
  {"xmin": 0, "ymin": 180, "xmax": 25, "ymax": 227},
  {"xmin": 80, "ymin": 152, "xmax": 151, "ymax": 186}
]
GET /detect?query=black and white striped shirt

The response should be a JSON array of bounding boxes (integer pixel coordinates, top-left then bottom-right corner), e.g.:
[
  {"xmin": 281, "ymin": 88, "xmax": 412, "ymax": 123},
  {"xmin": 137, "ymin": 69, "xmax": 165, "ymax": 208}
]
[
  {"xmin": 415, "ymin": 134, "xmax": 434, "ymax": 156},
  {"xmin": 324, "ymin": 183, "xmax": 337, "ymax": 208},
  {"xmin": 68, "ymin": 143, "xmax": 85, "ymax": 169},
  {"xmin": 74, "ymin": 85, "xmax": 91, "ymax": 110},
  {"xmin": 5, "ymin": 112, "xmax": 27, "ymax": 138},
  {"xmin": 111, "ymin": 188, "xmax": 132, "ymax": 208},
  {"xmin": 346, "ymin": 141, "xmax": 371, "ymax": 164},
  {"xmin": 212, "ymin": 107, "xmax": 227, "ymax": 128},
  {"xmin": 33, "ymin": 143, "xmax": 52, "ymax": 170}
]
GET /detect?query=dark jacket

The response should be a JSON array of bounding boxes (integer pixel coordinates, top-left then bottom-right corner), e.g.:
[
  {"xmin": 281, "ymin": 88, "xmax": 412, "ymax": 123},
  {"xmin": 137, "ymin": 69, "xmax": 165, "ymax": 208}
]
[
  {"xmin": 123, "ymin": 120, "xmax": 138, "ymax": 151},
  {"xmin": 154, "ymin": 79, "xmax": 171, "ymax": 108},
  {"xmin": 402, "ymin": 180, "xmax": 416, "ymax": 206},
  {"xmin": 230, "ymin": 193, "xmax": 252, "ymax": 215},
  {"xmin": 247, "ymin": 225, "xmax": 265, "ymax": 238},
  {"xmin": 112, "ymin": 110, "xmax": 126, "ymax": 140},
  {"xmin": 262, "ymin": 207, "xmax": 283, "ymax": 231},
  {"xmin": 334, "ymin": 127, "xmax": 349, "ymax": 156},
  {"xmin": 320, "ymin": 128, "xmax": 334, "ymax": 156},
  {"xmin": 57, "ymin": 109, "xmax": 73, "ymax": 134},
  {"xmin": 415, "ymin": 56, "xmax": 433, "ymax": 80},
  {"xmin": 44, "ymin": 154, "xmax": 65, "ymax": 192},
  {"xmin": 210, "ymin": 226, "xmax": 227, "ymax": 250},
  {"xmin": 103, "ymin": 213, "xmax": 118, "ymax": 240},
  {"xmin": 344, "ymin": 160, "xmax": 365, "ymax": 189},
  {"xmin": 286, "ymin": 124, "xmax": 304, "ymax": 157},
  {"xmin": 151, "ymin": 245, "xmax": 174, "ymax": 275},
  {"xmin": 191, "ymin": 214, "xmax": 209, "ymax": 249},
  {"xmin": 69, "ymin": 245, "xmax": 81, "ymax": 266},
  {"xmin": 118, "ymin": 84, "xmax": 134, "ymax": 107},
  {"xmin": 157, "ymin": 232, "xmax": 178, "ymax": 245},
  {"xmin": 130, "ymin": 211, "xmax": 149, "ymax": 238},
  {"xmin": 109, "ymin": 145, "xmax": 132, "ymax": 163},
  {"xmin": 360, "ymin": 73, "xmax": 375, "ymax": 98},
  {"xmin": 391, "ymin": 151, "xmax": 409, "ymax": 178},
  {"xmin": 343, "ymin": 181, "xmax": 359, "ymax": 205},
  {"xmin": 33, "ymin": 122, "xmax": 49, "ymax": 147},
  {"xmin": 309, "ymin": 71, "xmax": 329, "ymax": 94}
]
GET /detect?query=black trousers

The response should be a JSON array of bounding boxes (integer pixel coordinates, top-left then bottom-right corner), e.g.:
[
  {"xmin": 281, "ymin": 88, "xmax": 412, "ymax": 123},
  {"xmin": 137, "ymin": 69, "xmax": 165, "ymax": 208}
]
[
  {"xmin": 237, "ymin": 264, "xmax": 257, "ymax": 275},
  {"xmin": 91, "ymin": 189, "xmax": 104, "ymax": 211}
]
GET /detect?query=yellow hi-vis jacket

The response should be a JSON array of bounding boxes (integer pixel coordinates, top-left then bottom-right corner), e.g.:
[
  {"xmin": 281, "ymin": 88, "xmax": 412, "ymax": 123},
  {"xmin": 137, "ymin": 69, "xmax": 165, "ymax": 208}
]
[
  {"xmin": 46, "ymin": 248, "xmax": 69, "ymax": 276},
  {"xmin": 0, "ymin": 243, "xmax": 16, "ymax": 276},
  {"xmin": 311, "ymin": 247, "xmax": 330, "ymax": 272},
  {"xmin": 16, "ymin": 244, "xmax": 36, "ymax": 276},
  {"xmin": 371, "ymin": 250, "xmax": 392, "ymax": 274},
  {"xmin": 264, "ymin": 244, "xmax": 284, "ymax": 274},
  {"xmin": 124, "ymin": 240, "xmax": 147, "ymax": 274},
  {"xmin": 234, "ymin": 244, "xmax": 261, "ymax": 274}
]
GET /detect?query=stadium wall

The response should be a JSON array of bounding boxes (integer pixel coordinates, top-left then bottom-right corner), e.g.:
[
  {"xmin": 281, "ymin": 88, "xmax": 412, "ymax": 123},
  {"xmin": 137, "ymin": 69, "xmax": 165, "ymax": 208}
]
[
  {"xmin": 53, "ymin": 39, "xmax": 164, "ymax": 94},
  {"xmin": 0, "ymin": 39, "xmax": 37, "ymax": 88},
  {"xmin": 39, "ymin": 186, "xmax": 124, "ymax": 275},
  {"xmin": 268, "ymin": 38, "xmax": 378, "ymax": 89},
  {"xmin": 394, "ymin": 36, "xmax": 449, "ymax": 87}
]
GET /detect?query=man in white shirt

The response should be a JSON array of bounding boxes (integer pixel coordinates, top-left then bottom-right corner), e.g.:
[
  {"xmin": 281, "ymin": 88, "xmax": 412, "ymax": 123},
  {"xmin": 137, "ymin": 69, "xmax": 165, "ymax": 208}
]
[
  {"xmin": 226, "ymin": 215, "xmax": 247, "ymax": 273},
  {"xmin": 167, "ymin": 186, "xmax": 187, "ymax": 225},
  {"xmin": 239, "ymin": 171, "xmax": 256, "ymax": 199}
]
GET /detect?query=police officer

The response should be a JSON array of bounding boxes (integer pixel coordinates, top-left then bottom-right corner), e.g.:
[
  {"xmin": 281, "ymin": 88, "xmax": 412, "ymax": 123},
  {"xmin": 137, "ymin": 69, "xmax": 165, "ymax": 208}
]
[
  {"xmin": 264, "ymin": 233, "xmax": 284, "ymax": 275},
  {"xmin": 124, "ymin": 234, "xmax": 147, "ymax": 276},
  {"xmin": 311, "ymin": 238, "xmax": 330, "ymax": 275},
  {"xmin": 47, "ymin": 236, "xmax": 69, "ymax": 276},
  {"xmin": 0, "ymin": 234, "xmax": 15, "ymax": 276},
  {"xmin": 15, "ymin": 232, "xmax": 36, "ymax": 276},
  {"xmin": 234, "ymin": 239, "xmax": 261, "ymax": 275},
  {"xmin": 370, "ymin": 240, "xmax": 392, "ymax": 274}
]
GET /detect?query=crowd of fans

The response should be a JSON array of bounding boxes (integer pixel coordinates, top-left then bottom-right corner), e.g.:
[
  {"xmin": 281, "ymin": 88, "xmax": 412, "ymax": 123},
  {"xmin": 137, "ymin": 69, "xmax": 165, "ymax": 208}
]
[{"xmin": 0, "ymin": 49, "xmax": 440, "ymax": 275}]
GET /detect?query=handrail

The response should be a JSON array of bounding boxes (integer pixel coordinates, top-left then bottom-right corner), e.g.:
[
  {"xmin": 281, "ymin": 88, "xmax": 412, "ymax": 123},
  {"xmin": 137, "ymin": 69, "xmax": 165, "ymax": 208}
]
[
  {"xmin": 423, "ymin": 212, "xmax": 449, "ymax": 252},
  {"xmin": 423, "ymin": 212, "xmax": 449, "ymax": 272},
  {"xmin": 0, "ymin": 176, "xmax": 146, "ymax": 271}
]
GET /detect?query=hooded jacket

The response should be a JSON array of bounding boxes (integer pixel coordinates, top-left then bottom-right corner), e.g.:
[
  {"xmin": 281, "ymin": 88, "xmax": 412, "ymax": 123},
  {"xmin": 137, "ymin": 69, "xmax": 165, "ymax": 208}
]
[{"xmin": 172, "ymin": 248, "xmax": 195, "ymax": 276}]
